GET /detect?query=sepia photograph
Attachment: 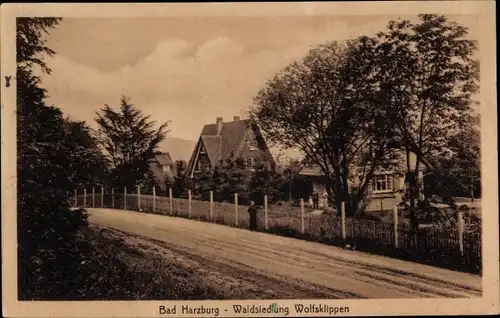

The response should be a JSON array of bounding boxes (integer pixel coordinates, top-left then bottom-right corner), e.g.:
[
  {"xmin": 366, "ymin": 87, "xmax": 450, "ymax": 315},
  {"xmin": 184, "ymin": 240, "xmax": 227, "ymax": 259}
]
[{"xmin": 1, "ymin": 2, "xmax": 498, "ymax": 317}]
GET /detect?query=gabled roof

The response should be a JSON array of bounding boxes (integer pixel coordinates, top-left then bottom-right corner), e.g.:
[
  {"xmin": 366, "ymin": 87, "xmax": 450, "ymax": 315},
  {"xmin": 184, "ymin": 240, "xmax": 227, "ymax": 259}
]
[
  {"xmin": 200, "ymin": 135, "xmax": 222, "ymax": 165},
  {"xmin": 203, "ymin": 119, "xmax": 251, "ymax": 161},
  {"xmin": 187, "ymin": 118, "xmax": 261, "ymax": 174},
  {"xmin": 150, "ymin": 152, "xmax": 173, "ymax": 166},
  {"xmin": 299, "ymin": 164, "xmax": 326, "ymax": 177}
]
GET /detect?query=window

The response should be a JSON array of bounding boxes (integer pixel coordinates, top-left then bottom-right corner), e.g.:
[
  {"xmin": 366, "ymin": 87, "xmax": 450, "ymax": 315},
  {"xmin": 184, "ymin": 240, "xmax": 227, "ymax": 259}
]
[
  {"xmin": 196, "ymin": 156, "xmax": 210, "ymax": 172},
  {"xmin": 245, "ymin": 158, "xmax": 254, "ymax": 168},
  {"xmin": 248, "ymin": 139, "xmax": 258, "ymax": 151},
  {"xmin": 372, "ymin": 174, "xmax": 393, "ymax": 193}
]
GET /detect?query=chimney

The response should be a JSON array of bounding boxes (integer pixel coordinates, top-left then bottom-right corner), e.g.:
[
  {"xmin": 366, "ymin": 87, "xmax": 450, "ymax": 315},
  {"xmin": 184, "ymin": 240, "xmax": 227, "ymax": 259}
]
[
  {"xmin": 233, "ymin": 116, "xmax": 240, "ymax": 121},
  {"xmin": 216, "ymin": 117, "xmax": 223, "ymax": 135}
]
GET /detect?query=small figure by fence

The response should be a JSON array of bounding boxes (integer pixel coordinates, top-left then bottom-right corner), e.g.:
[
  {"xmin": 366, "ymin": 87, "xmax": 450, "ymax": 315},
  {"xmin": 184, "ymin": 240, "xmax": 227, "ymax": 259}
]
[
  {"xmin": 312, "ymin": 191, "xmax": 319, "ymax": 209},
  {"xmin": 247, "ymin": 201, "xmax": 260, "ymax": 231}
]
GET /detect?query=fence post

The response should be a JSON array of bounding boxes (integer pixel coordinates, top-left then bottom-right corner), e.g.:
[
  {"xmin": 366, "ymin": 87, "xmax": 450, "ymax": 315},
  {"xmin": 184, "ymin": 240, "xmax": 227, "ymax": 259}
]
[
  {"xmin": 393, "ymin": 205, "xmax": 399, "ymax": 248},
  {"xmin": 92, "ymin": 187, "xmax": 95, "ymax": 207},
  {"xmin": 188, "ymin": 189, "xmax": 192, "ymax": 218},
  {"xmin": 124, "ymin": 186, "xmax": 127, "ymax": 210},
  {"xmin": 341, "ymin": 202, "xmax": 346, "ymax": 241},
  {"xmin": 169, "ymin": 188, "xmax": 173, "ymax": 215},
  {"xmin": 101, "ymin": 186, "xmax": 104, "ymax": 208},
  {"xmin": 458, "ymin": 210, "xmax": 464, "ymax": 256},
  {"xmin": 83, "ymin": 188, "xmax": 86, "ymax": 207},
  {"xmin": 264, "ymin": 195, "xmax": 268, "ymax": 230},
  {"xmin": 209, "ymin": 191, "xmax": 214, "ymax": 220},
  {"xmin": 152, "ymin": 187, "xmax": 156, "ymax": 212},
  {"xmin": 234, "ymin": 193, "xmax": 239, "ymax": 225},
  {"xmin": 111, "ymin": 188, "xmax": 115, "ymax": 208},
  {"xmin": 74, "ymin": 189, "xmax": 77, "ymax": 207},
  {"xmin": 137, "ymin": 186, "xmax": 141, "ymax": 211},
  {"xmin": 300, "ymin": 198, "xmax": 305, "ymax": 234}
]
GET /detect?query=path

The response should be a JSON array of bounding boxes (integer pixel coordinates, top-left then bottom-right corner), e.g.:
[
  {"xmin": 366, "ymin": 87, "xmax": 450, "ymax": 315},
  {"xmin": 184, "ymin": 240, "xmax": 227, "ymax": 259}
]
[{"xmin": 87, "ymin": 208, "xmax": 482, "ymax": 299}]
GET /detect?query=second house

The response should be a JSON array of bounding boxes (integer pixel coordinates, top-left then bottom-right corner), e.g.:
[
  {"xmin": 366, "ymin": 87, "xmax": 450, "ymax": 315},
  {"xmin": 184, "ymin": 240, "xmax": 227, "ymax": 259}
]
[{"xmin": 187, "ymin": 116, "xmax": 274, "ymax": 177}]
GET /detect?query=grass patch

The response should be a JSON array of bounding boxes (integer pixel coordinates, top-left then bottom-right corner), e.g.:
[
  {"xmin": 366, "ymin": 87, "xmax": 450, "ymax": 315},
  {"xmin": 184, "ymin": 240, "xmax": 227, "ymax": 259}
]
[{"xmin": 26, "ymin": 225, "xmax": 230, "ymax": 300}]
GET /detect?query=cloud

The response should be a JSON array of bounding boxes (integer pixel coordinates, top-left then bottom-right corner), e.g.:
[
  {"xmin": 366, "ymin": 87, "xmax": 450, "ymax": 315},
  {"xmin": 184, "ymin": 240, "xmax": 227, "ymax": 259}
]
[
  {"xmin": 38, "ymin": 20, "xmax": 388, "ymax": 141},
  {"xmin": 40, "ymin": 36, "xmax": 289, "ymax": 140}
]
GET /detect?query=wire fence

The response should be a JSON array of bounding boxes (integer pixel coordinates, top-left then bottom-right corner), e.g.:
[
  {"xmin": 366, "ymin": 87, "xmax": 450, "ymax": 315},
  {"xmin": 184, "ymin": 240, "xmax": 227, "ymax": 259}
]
[{"xmin": 71, "ymin": 186, "xmax": 482, "ymax": 274}]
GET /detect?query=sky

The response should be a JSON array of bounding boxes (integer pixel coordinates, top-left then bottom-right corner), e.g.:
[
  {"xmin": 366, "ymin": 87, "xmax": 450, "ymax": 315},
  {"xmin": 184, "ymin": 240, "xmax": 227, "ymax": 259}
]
[{"xmin": 38, "ymin": 14, "xmax": 479, "ymax": 142}]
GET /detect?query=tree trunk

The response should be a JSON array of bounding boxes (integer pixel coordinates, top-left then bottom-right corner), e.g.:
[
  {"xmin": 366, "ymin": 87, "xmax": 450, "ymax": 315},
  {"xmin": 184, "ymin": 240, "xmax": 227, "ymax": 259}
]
[
  {"xmin": 405, "ymin": 149, "xmax": 419, "ymax": 249},
  {"xmin": 407, "ymin": 173, "xmax": 418, "ymax": 249},
  {"xmin": 326, "ymin": 182, "xmax": 342, "ymax": 217}
]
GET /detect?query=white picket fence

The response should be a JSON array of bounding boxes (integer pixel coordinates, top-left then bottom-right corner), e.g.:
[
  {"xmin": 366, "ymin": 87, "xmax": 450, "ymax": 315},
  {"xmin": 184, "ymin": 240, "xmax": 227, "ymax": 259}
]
[{"xmin": 72, "ymin": 185, "xmax": 475, "ymax": 257}]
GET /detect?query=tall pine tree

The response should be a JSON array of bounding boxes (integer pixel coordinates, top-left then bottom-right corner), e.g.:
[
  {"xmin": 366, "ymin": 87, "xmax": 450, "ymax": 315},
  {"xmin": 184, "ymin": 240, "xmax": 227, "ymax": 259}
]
[{"xmin": 95, "ymin": 96, "xmax": 169, "ymax": 189}]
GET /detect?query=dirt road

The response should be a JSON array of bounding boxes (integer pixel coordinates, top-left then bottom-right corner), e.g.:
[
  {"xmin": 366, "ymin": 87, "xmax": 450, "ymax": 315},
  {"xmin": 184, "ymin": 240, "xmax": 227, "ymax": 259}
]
[{"xmin": 87, "ymin": 208, "xmax": 482, "ymax": 299}]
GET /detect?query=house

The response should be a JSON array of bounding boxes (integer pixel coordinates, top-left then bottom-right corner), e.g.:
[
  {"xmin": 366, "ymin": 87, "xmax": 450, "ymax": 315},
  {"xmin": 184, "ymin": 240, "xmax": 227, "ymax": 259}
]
[
  {"xmin": 149, "ymin": 151, "xmax": 174, "ymax": 189},
  {"xmin": 299, "ymin": 151, "xmax": 427, "ymax": 212},
  {"xmin": 187, "ymin": 116, "xmax": 274, "ymax": 177}
]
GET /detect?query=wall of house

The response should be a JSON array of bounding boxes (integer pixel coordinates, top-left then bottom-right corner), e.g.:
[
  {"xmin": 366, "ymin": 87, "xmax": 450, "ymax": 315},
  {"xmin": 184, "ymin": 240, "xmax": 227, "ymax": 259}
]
[
  {"xmin": 365, "ymin": 194, "xmax": 403, "ymax": 212},
  {"xmin": 363, "ymin": 171, "xmax": 405, "ymax": 212},
  {"xmin": 312, "ymin": 182, "xmax": 326, "ymax": 195},
  {"xmin": 308, "ymin": 173, "xmax": 407, "ymax": 212},
  {"xmin": 149, "ymin": 163, "xmax": 165, "ymax": 188},
  {"xmin": 195, "ymin": 153, "xmax": 211, "ymax": 171},
  {"xmin": 150, "ymin": 161, "xmax": 175, "ymax": 188}
]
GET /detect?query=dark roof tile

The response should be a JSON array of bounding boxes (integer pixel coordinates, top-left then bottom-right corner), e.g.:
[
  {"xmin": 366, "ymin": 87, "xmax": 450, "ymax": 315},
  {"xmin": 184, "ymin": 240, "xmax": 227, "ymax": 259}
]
[
  {"xmin": 152, "ymin": 152, "xmax": 173, "ymax": 166},
  {"xmin": 200, "ymin": 119, "xmax": 250, "ymax": 164},
  {"xmin": 201, "ymin": 135, "xmax": 221, "ymax": 165}
]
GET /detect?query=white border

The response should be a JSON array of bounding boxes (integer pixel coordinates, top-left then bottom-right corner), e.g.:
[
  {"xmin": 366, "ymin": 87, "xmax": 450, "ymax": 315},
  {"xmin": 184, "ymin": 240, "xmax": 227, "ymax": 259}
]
[{"xmin": 2, "ymin": 2, "xmax": 498, "ymax": 317}]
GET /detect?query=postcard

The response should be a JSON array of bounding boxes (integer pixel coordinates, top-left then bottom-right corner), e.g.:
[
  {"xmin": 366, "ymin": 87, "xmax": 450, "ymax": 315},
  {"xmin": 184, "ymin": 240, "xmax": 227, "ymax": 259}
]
[{"xmin": 1, "ymin": 1, "xmax": 498, "ymax": 317}]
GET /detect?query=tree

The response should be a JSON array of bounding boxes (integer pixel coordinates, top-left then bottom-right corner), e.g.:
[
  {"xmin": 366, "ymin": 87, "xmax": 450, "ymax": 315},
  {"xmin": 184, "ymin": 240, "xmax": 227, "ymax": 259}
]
[
  {"xmin": 61, "ymin": 119, "xmax": 110, "ymax": 188},
  {"xmin": 366, "ymin": 15, "xmax": 479, "ymax": 232},
  {"xmin": 446, "ymin": 118, "xmax": 481, "ymax": 201},
  {"xmin": 425, "ymin": 115, "xmax": 481, "ymax": 201},
  {"xmin": 247, "ymin": 155, "xmax": 284, "ymax": 205},
  {"xmin": 95, "ymin": 96, "xmax": 169, "ymax": 189},
  {"xmin": 211, "ymin": 154, "xmax": 252, "ymax": 204},
  {"xmin": 172, "ymin": 160, "xmax": 190, "ymax": 198},
  {"xmin": 251, "ymin": 39, "xmax": 398, "ymax": 215},
  {"xmin": 191, "ymin": 167, "xmax": 214, "ymax": 201},
  {"xmin": 17, "ymin": 17, "xmax": 90, "ymax": 299},
  {"xmin": 271, "ymin": 153, "xmax": 302, "ymax": 202}
]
